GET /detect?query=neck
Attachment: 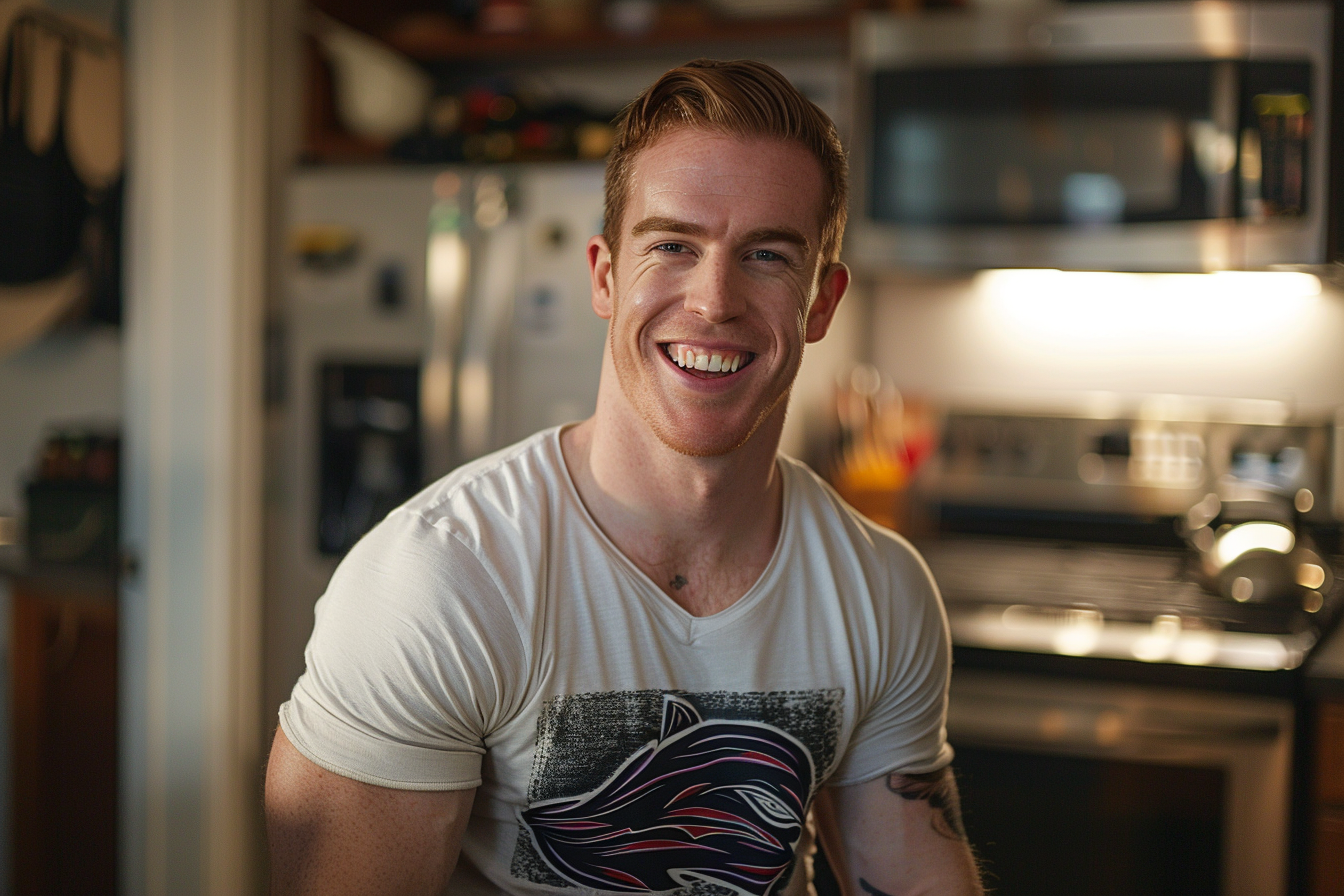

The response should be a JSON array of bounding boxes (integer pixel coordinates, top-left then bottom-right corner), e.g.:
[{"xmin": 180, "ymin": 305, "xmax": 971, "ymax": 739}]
[{"xmin": 561, "ymin": 382, "xmax": 787, "ymax": 617}]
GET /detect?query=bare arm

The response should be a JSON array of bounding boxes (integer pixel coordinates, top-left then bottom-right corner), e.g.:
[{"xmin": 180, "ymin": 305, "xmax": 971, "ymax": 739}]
[
  {"xmin": 265, "ymin": 727, "xmax": 476, "ymax": 896},
  {"xmin": 814, "ymin": 767, "xmax": 983, "ymax": 896}
]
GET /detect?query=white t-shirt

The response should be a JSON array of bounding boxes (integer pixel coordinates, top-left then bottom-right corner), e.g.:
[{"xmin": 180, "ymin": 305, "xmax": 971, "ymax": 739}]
[{"xmin": 280, "ymin": 427, "xmax": 952, "ymax": 896}]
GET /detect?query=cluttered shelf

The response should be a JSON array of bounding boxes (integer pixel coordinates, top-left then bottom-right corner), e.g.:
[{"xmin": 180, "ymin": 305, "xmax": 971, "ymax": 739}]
[
  {"xmin": 304, "ymin": 0, "xmax": 857, "ymax": 163},
  {"xmin": 381, "ymin": 10, "xmax": 849, "ymax": 63}
]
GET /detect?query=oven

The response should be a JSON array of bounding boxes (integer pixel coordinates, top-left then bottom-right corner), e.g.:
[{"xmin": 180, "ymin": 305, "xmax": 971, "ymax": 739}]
[
  {"xmin": 911, "ymin": 405, "xmax": 1344, "ymax": 895},
  {"xmin": 950, "ymin": 671, "xmax": 1291, "ymax": 896},
  {"xmin": 848, "ymin": 1, "xmax": 1332, "ymax": 272}
]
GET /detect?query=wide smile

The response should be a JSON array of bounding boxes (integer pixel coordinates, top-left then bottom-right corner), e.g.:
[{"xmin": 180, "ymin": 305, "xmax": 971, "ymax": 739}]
[{"xmin": 661, "ymin": 342, "xmax": 755, "ymax": 377}]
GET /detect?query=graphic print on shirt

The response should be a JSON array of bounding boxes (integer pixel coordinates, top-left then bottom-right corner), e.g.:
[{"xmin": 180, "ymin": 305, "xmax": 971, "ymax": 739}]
[{"xmin": 511, "ymin": 688, "xmax": 844, "ymax": 895}]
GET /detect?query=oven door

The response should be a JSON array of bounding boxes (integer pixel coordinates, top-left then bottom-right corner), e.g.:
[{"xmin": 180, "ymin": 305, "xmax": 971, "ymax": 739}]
[{"xmin": 948, "ymin": 670, "xmax": 1293, "ymax": 896}]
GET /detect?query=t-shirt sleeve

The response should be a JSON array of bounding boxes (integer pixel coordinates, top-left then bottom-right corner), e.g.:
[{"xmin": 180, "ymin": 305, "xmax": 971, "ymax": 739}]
[
  {"xmin": 829, "ymin": 534, "xmax": 954, "ymax": 785},
  {"xmin": 278, "ymin": 506, "xmax": 526, "ymax": 791}
]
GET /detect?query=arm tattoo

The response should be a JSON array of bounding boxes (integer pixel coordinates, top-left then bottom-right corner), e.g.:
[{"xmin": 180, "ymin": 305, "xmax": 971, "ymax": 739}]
[{"xmin": 886, "ymin": 767, "xmax": 968, "ymax": 842}]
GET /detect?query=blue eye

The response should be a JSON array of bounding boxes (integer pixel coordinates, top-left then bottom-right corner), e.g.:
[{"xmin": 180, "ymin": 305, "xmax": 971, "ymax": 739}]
[
  {"xmin": 656, "ymin": 242, "xmax": 686, "ymax": 253},
  {"xmin": 750, "ymin": 249, "xmax": 784, "ymax": 262}
]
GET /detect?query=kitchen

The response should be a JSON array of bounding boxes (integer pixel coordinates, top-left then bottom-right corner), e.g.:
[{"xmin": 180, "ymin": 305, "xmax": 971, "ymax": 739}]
[{"xmin": 1, "ymin": 0, "xmax": 1342, "ymax": 892}]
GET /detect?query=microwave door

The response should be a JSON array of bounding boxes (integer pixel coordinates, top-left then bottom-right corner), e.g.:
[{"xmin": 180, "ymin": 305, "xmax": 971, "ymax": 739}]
[{"xmin": 849, "ymin": 3, "xmax": 1331, "ymax": 271}]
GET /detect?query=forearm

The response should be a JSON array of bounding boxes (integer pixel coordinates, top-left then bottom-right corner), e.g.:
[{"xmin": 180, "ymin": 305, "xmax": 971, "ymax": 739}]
[{"xmin": 817, "ymin": 768, "xmax": 983, "ymax": 896}]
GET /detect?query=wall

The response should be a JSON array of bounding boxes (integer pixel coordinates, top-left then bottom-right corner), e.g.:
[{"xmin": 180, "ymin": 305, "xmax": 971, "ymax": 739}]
[
  {"xmin": 867, "ymin": 268, "xmax": 1344, "ymax": 416},
  {"xmin": 0, "ymin": 329, "xmax": 122, "ymax": 518}
]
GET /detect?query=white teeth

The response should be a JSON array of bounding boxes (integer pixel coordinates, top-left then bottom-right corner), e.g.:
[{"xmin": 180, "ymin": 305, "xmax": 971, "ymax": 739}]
[{"xmin": 665, "ymin": 343, "xmax": 749, "ymax": 373}]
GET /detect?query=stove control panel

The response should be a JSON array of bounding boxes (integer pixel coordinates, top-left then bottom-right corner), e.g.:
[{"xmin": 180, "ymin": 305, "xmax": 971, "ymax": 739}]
[{"xmin": 926, "ymin": 411, "xmax": 1338, "ymax": 523}]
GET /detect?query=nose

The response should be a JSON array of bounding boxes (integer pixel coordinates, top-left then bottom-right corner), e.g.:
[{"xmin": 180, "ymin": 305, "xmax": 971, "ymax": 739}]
[{"xmin": 683, "ymin": 253, "xmax": 745, "ymax": 323}]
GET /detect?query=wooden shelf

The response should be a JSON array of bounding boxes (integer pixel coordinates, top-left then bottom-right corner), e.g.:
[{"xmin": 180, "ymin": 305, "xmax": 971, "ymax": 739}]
[
  {"xmin": 303, "ymin": 1, "xmax": 854, "ymax": 163},
  {"xmin": 382, "ymin": 12, "xmax": 850, "ymax": 64}
]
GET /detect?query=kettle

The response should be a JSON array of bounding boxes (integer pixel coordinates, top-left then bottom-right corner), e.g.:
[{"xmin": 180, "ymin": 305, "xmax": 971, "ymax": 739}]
[{"xmin": 1185, "ymin": 476, "xmax": 1332, "ymax": 609}]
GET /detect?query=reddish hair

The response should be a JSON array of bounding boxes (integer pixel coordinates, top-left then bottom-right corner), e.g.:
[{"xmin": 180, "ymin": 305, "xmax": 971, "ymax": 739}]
[{"xmin": 603, "ymin": 59, "xmax": 848, "ymax": 266}]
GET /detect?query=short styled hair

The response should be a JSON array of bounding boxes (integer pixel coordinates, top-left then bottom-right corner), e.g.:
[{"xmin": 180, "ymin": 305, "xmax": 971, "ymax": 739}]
[{"xmin": 603, "ymin": 58, "xmax": 848, "ymax": 267}]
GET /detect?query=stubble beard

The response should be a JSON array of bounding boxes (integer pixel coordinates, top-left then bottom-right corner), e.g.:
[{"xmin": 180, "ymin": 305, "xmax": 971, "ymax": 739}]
[{"xmin": 607, "ymin": 301, "xmax": 792, "ymax": 459}]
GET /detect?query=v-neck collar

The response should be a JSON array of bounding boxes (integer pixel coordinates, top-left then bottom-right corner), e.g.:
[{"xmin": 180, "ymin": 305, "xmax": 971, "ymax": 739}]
[{"xmin": 546, "ymin": 427, "xmax": 794, "ymax": 644}]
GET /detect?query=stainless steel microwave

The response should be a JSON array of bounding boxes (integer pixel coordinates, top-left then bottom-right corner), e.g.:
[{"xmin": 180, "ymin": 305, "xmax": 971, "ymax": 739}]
[{"xmin": 848, "ymin": 2, "xmax": 1331, "ymax": 272}]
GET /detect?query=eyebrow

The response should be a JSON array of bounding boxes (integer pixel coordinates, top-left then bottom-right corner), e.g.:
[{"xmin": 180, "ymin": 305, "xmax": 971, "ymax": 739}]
[
  {"xmin": 740, "ymin": 227, "xmax": 811, "ymax": 254},
  {"xmin": 629, "ymin": 217, "xmax": 812, "ymax": 254},
  {"xmin": 630, "ymin": 216, "xmax": 708, "ymax": 238}
]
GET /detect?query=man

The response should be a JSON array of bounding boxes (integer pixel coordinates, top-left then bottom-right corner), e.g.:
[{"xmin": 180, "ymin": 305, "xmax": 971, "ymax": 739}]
[{"xmin": 266, "ymin": 59, "xmax": 982, "ymax": 896}]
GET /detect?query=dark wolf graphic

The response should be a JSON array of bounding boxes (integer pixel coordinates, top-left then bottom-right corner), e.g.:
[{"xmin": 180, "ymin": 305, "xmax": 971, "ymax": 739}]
[{"xmin": 517, "ymin": 694, "xmax": 816, "ymax": 895}]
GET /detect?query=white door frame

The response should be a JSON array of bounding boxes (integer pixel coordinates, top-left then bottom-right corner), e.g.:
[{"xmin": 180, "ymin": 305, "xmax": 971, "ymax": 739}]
[{"xmin": 121, "ymin": 0, "xmax": 268, "ymax": 891}]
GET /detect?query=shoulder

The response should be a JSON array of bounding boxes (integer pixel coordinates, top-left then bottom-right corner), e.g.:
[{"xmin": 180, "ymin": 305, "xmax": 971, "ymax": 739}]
[
  {"xmin": 400, "ymin": 427, "xmax": 567, "ymax": 549},
  {"xmin": 778, "ymin": 454, "xmax": 935, "ymax": 595},
  {"xmin": 316, "ymin": 429, "xmax": 568, "ymax": 641}
]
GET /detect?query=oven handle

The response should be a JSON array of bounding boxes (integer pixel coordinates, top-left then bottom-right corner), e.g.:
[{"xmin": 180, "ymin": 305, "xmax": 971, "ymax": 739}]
[{"xmin": 949, "ymin": 694, "xmax": 1287, "ymax": 750}]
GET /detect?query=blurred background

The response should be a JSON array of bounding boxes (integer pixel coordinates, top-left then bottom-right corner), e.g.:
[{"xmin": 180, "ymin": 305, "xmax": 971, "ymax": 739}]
[{"xmin": 2, "ymin": 0, "xmax": 1344, "ymax": 892}]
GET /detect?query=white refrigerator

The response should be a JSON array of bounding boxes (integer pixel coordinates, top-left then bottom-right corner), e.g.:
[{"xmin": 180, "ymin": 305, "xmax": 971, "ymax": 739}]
[{"xmin": 266, "ymin": 163, "xmax": 610, "ymax": 711}]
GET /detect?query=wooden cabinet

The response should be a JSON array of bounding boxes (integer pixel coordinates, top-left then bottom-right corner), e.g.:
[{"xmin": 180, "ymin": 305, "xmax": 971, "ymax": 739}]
[
  {"xmin": 10, "ymin": 575, "xmax": 118, "ymax": 896},
  {"xmin": 1313, "ymin": 699, "xmax": 1344, "ymax": 894}
]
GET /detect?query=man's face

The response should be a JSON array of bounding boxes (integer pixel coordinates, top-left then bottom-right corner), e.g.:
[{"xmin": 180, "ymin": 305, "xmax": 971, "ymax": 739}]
[{"xmin": 588, "ymin": 127, "xmax": 847, "ymax": 458}]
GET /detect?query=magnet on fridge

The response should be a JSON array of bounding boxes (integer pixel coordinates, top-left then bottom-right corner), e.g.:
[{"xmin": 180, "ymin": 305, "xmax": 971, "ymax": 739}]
[
  {"xmin": 376, "ymin": 261, "xmax": 405, "ymax": 312},
  {"xmin": 519, "ymin": 283, "xmax": 563, "ymax": 336}
]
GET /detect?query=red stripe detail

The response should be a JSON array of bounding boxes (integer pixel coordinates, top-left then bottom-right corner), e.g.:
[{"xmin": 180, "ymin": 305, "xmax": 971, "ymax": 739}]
[{"xmin": 599, "ymin": 867, "xmax": 645, "ymax": 887}]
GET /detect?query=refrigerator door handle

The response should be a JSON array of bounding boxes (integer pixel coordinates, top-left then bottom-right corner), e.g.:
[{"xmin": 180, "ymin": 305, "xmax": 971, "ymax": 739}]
[
  {"xmin": 423, "ymin": 205, "xmax": 471, "ymax": 481},
  {"xmin": 457, "ymin": 217, "xmax": 523, "ymax": 463}
]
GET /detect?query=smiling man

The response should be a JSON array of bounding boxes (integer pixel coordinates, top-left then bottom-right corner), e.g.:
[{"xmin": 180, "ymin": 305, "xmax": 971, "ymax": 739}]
[{"xmin": 266, "ymin": 60, "xmax": 983, "ymax": 896}]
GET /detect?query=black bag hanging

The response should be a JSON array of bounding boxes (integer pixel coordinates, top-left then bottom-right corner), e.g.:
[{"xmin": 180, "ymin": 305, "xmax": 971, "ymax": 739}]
[{"xmin": 0, "ymin": 17, "xmax": 90, "ymax": 286}]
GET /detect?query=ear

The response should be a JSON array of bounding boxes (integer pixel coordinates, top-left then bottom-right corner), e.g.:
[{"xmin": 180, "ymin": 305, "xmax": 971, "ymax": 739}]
[
  {"xmin": 804, "ymin": 262, "xmax": 849, "ymax": 343},
  {"xmin": 588, "ymin": 235, "xmax": 615, "ymax": 320}
]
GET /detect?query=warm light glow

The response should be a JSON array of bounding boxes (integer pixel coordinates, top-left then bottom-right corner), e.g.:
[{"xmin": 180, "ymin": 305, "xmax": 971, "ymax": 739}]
[
  {"xmin": 974, "ymin": 269, "xmax": 1321, "ymax": 348},
  {"xmin": 1214, "ymin": 521, "xmax": 1295, "ymax": 567},
  {"xmin": 948, "ymin": 605, "xmax": 1308, "ymax": 670},
  {"xmin": 421, "ymin": 358, "xmax": 453, "ymax": 433},
  {"xmin": 1192, "ymin": 1, "xmax": 1241, "ymax": 56},
  {"xmin": 1131, "ymin": 615, "xmax": 1182, "ymax": 662},
  {"xmin": 457, "ymin": 361, "xmax": 492, "ymax": 460},
  {"xmin": 1220, "ymin": 635, "xmax": 1293, "ymax": 670},
  {"xmin": 1094, "ymin": 710, "xmax": 1124, "ymax": 746},
  {"xmin": 1172, "ymin": 630, "xmax": 1220, "ymax": 666},
  {"xmin": 1053, "ymin": 611, "xmax": 1103, "ymax": 656},
  {"xmin": 426, "ymin": 230, "xmax": 468, "ymax": 312}
]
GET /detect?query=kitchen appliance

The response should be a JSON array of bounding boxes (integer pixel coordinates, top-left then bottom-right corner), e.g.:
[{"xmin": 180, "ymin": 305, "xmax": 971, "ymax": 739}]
[
  {"xmin": 848, "ymin": 1, "xmax": 1332, "ymax": 271},
  {"xmin": 266, "ymin": 163, "xmax": 609, "ymax": 708},
  {"xmin": 911, "ymin": 402, "xmax": 1344, "ymax": 895}
]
